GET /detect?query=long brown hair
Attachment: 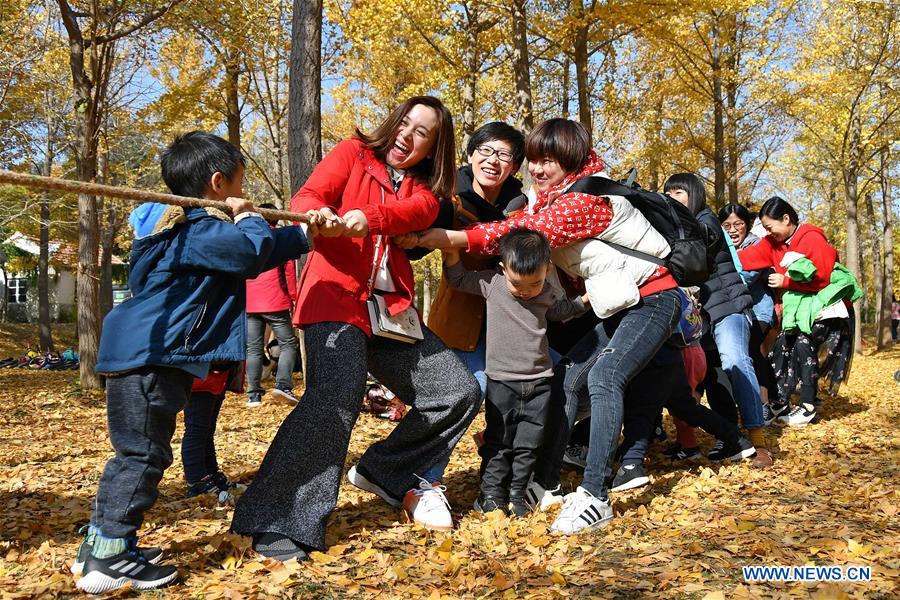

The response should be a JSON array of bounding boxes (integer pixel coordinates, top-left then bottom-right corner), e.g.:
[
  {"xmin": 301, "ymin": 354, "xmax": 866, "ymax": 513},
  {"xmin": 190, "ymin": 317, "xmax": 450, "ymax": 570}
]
[{"xmin": 355, "ymin": 96, "xmax": 456, "ymax": 200}]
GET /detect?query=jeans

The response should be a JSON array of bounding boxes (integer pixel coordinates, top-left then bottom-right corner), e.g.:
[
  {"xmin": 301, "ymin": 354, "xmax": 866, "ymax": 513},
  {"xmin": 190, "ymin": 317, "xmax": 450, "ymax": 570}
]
[
  {"xmin": 712, "ymin": 312, "xmax": 764, "ymax": 429},
  {"xmin": 182, "ymin": 391, "xmax": 225, "ymax": 484},
  {"xmin": 533, "ymin": 289, "xmax": 681, "ymax": 498},
  {"xmin": 246, "ymin": 311, "xmax": 298, "ymax": 393},
  {"xmin": 91, "ymin": 366, "xmax": 194, "ymax": 539},
  {"xmin": 480, "ymin": 377, "xmax": 552, "ymax": 499}
]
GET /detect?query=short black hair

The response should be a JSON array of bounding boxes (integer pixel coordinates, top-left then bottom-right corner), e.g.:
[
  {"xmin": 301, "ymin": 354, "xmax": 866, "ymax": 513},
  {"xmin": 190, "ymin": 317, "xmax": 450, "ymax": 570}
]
[
  {"xmin": 663, "ymin": 172, "xmax": 708, "ymax": 216},
  {"xmin": 467, "ymin": 122, "xmax": 526, "ymax": 167},
  {"xmin": 160, "ymin": 131, "xmax": 245, "ymax": 198},
  {"xmin": 759, "ymin": 196, "xmax": 799, "ymax": 225},
  {"xmin": 525, "ymin": 118, "xmax": 592, "ymax": 174},
  {"xmin": 718, "ymin": 202, "xmax": 754, "ymax": 227},
  {"xmin": 499, "ymin": 228, "xmax": 551, "ymax": 276}
]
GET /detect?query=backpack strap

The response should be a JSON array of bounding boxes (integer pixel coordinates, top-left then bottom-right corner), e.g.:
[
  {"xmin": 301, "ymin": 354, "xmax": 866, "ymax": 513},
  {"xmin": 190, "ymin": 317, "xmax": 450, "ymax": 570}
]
[{"xmin": 567, "ymin": 176, "xmax": 666, "ymax": 267}]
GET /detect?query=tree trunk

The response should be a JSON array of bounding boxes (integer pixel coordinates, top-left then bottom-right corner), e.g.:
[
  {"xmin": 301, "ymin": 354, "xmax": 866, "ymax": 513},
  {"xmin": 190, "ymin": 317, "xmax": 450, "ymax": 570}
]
[
  {"xmin": 561, "ymin": 55, "xmax": 570, "ymax": 119},
  {"xmin": 573, "ymin": 32, "xmax": 591, "ymax": 131},
  {"xmin": 288, "ymin": 0, "xmax": 323, "ymax": 194},
  {"xmin": 843, "ymin": 112, "xmax": 862, "ymax": 354},
  {"xmin": 422, "ymin": 264, "xmax": 433, "ymax": 322},
  {"xmin": 647, "ymin": 91, "xmax": 663, "ymax": 191},
  {"xmin": 97, "ymin": 150, "xmax": 114, "ymax": 320},
  {"xmin": 224, "ymin": 56, "xmax": 242, "ymax": 149},
  {"xmin": 864, "ymin": 192, "xmax": 883, "ymax": 344},
  {"xmin": 460, "ymin": 7, "xmax": 479, "ymax": 158},
  {"xmin": 711, "ymin": 14, "xmax": 726, "ymax": 209},
  {"xmin": 38, "ymin": 132, "xmax": 54, "ymax": 352},
  {"xmin": 510, "ymin": 0, "xmax": 533, "ymax": 133},
  {"xmin": 724, "ymin": 12, "xmax": 739, "ymax": 205},
  {"xmin": 289, "ymin": 0, "xmax": 323, "ymax": 377},
  {"xmin": 877, "ymin": 143, "xmax": 894, "ymax": 350}
]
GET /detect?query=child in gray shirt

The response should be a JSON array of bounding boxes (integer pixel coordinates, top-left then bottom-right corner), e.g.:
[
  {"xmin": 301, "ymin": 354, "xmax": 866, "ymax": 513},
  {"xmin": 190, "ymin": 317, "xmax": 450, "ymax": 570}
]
[{"xmin": 444, "ymin": 228, "xmax": 588, "ymax": 516}]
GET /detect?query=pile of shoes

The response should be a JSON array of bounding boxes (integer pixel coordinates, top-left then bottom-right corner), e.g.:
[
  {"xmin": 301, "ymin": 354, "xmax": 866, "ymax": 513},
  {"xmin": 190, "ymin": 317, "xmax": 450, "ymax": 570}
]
[{"xmin": 0, "ymin": 348, "xmax": 80, "ymax": 370}]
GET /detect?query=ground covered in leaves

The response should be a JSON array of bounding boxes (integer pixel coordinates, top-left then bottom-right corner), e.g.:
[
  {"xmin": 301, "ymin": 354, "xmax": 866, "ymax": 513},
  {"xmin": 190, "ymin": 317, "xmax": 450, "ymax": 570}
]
[{"xmin": 0, "ymin": 339, "xmax": 896, "ymax": 598}]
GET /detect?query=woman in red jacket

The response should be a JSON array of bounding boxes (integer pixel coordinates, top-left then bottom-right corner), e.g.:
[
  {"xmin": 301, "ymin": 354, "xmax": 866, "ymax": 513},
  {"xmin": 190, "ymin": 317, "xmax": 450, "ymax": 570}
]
[
  {"xmin": 232, "ymin": 96, "xmax": 481, "ymax": 558},
  {"xmin": 737, "ymin": 196, "xmax": 840, "ymax": 427},
  {"xmin": 244, "ymin": 204, "xmax": 299, "ymax": 407}
]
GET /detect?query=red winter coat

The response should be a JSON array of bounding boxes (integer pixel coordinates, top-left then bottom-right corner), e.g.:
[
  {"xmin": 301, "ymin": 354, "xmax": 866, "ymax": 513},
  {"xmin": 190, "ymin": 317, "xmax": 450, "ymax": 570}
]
[
  {"xmin": 737, "ymin": 224, "xmax": 837, "ymax": 294},
  {"xmin": 291, "ymin": 138, "xmax": 440, "ymax": 334},
  {"xmin": 246, "ymin": 252, "xmax": 297, "ymax": 314}
]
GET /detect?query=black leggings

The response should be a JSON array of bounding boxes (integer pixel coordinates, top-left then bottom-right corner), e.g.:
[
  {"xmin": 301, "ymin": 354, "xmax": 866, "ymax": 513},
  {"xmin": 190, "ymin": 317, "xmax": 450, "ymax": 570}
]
[
  {"xmin": 749, "ymin": 321, "xmax": 777, "ymax": 401},
  {"xmin": 182, "ymin": 391, "xmax": 225, "ymax": 484}
]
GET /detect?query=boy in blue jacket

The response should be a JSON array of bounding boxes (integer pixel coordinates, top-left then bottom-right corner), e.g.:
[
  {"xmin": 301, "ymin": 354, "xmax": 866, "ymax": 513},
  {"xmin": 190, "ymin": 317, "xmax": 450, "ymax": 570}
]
[{"xmin": 74, "ymin": 132, "xmax": 316, "ymax": 593}]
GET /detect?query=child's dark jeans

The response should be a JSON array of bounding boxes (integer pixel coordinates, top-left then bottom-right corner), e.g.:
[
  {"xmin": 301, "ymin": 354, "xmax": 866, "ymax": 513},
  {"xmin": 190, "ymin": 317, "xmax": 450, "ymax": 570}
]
[
  {"xmin": 182, "ymin": 391, "xmax": 225, "ymax": 484},
  {"xmin": 480, "ymin": 376, "xmax": 552, "ymax": 500},
  {"xmin": 90, "ymin": 366, "xmax": 194, "ymax": 539}
]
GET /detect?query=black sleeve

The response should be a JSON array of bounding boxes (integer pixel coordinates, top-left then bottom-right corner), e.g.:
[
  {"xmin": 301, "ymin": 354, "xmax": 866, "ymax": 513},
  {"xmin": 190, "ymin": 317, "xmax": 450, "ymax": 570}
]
[{"xmin": 405, "ymin": 197, "xmax": 456, "ymax": 261}]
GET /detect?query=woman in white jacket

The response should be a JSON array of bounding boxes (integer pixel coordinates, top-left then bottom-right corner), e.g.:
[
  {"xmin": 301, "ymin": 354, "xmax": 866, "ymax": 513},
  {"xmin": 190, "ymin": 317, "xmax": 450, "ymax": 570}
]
[{"xmin": 418, "ymin": 118, "xmax": 681, "ymax": 534}]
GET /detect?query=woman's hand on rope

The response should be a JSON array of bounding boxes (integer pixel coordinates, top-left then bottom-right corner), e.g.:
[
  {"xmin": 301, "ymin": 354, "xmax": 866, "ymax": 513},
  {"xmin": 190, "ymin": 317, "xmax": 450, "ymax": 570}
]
[
  {"xmin": 417, "ymin": 228, "xmax": 467, "ymax": 249},
  {"xmin": 768, "ymin": 273, "xmax": 786, "ymax": 288},
  {"xmin": 311, "ymin": 207, "xmax": 347, "ymax": 237},
  {"xmin": 393, "ymin": 233, "xmax": 420, "ymax": 249},
  {"xmin": 342, "ymin": 209, "xmax": 369, "ymax": 237}
]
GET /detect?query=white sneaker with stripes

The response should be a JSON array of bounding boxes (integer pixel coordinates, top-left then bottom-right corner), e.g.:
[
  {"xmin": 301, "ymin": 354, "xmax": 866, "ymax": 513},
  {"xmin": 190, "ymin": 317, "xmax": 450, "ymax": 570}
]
[{"xmin": 550, "ymin": 487, "xmax": 613, "ymax": 535}]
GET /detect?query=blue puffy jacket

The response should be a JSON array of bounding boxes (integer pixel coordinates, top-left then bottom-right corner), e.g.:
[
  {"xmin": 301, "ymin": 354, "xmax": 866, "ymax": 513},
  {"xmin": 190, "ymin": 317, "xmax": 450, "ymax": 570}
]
[{"xmin": 96, "ymin": 205, "xmax": 312, "ymax": 374}]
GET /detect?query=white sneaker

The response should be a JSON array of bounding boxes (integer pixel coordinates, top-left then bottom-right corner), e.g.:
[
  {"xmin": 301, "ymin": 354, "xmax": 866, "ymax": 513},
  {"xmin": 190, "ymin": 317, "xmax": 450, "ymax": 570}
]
[
  {"xmin": 779, "ymin": 402, "xmax": 816, "ymax": 427},
  {"xmin": 562, "ymin": 444, "xmax": 588, "ymax": 469},
  {"xmin": 402, "ymin": 476, "xmax": 453, "ymax": 531},
  {"xmin": 524, "ymin": 477, "xmax": 564, "ymax": 511},
  {"xmin": 550, "ymin": 487, "xmax": 613, "ymax": 535},
  {"xmin": 347, "ymin": 465, "xmax": 402, "ymax": 507}
]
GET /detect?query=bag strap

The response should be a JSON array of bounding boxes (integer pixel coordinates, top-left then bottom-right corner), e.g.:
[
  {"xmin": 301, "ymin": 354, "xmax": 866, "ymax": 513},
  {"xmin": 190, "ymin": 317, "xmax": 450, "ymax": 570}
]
[{"xmin": 567, "ymin": 177, "xmax": 667, "ymax": 267}]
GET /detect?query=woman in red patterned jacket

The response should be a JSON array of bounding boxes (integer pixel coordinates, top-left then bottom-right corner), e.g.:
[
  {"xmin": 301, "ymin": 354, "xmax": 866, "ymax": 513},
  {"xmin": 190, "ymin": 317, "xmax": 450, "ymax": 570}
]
[
  {"xmin": 232, "ymin": 96, "xmax": 481, "ymax": 559},
  {"xmin": 418, "ymin": 118, "xmax": 681, "ymax": 535}
]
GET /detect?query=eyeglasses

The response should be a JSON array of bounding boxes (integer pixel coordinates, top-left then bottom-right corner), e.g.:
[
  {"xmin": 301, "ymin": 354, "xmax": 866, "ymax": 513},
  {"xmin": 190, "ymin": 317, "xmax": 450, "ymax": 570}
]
[
  {"xmin": 722, "ymin": 221, "xmax": 746, "ymax": 231},
  {"xmin": 475, "ymin": 145, "xmax": 514, "ymax": 164}
]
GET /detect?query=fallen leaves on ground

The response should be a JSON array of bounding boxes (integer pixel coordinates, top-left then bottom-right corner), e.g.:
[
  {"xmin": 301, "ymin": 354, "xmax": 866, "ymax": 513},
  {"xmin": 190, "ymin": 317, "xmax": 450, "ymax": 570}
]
[{"xmin": 0, "ymin": 347, "xmax": 897, "ymax": 598}]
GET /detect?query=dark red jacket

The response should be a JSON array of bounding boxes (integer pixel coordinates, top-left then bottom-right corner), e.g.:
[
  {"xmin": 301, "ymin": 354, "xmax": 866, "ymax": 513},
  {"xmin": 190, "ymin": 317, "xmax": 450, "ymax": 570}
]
[
  {"xmin": 737, "ymin": 224, "xmax": 837, "ymax": 294},
  {"xmin": 291, "ymin": 138, "xmax": 440, "ymax": 333}
]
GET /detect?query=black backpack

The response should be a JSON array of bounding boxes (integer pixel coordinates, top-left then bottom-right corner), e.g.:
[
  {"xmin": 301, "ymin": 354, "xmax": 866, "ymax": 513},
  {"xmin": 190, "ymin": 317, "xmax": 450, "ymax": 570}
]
[{"xmin": 567, "ymin": 176, "xmax": 716, "ymax": 286}]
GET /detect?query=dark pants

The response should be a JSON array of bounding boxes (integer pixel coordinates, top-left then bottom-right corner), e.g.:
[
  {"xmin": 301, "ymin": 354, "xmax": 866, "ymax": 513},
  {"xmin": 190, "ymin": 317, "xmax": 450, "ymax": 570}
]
[
  {"xmin": 773, "ymin": 319, "xmax": 843, "ymax": 405},
  {"xmin": 749, "ymin": 320, "xmax": 777, "ymax": 401},
  {"xmin": 232, "ymin": 321, "xmax": 480, "ymax": 550},
  {"xmin": 90, "ymin": 366, "xmax": 194, "ymax": 539},
  {"xmin": 182, "ymin": 391, "xmax": 225, "ymax": 484},
  {"xmin": 480, "ymin": 377, "xmax": 552, "ymax": 499},
  {"xmin": 533, "ymin": 289, "xmax": 680, "ymax": 498},
  {"xmin": 619, "ymin": 352, "xmax": 744, "ymax": 465}
]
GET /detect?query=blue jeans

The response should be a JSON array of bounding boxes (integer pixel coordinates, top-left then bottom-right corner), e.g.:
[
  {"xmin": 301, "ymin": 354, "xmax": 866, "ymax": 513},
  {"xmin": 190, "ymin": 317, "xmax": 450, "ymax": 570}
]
[
  {"xmin": 534, "ymin": 289, "xmax": 681, "ymax": 498},
  {"xmin": 712, "ymin": 312, "xmax": 764, "ymax": 429}
]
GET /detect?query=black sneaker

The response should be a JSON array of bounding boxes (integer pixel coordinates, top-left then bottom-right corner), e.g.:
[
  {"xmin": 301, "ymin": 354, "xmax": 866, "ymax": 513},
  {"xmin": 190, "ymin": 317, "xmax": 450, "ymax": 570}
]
[
  {"xmin": 187, "ymin": 472, "xmax": 245, "ymax": 503},
  {"xmin": 707, "ymin": 440, "xmax": 728, "ymax": 461},
  {"xmin": 720, "ymin": 436, "xmax": 756, "ymax": 461},
  {"xmin": 272, "ymin": 387, "xmax": 300, "ymax": 403},
  {"xmin": 662, "ymin": 444, "xmax": 701, "ymax": 461},
  {"xmin": 253, "ymin": 533, "xmax": 310, "ymax": 562},
  {"xmin": 653, "ymin": 423, "xmax": 668, "ymax": 443},
  {"xmin": 769, "ymin": 400, "xmax": 789, "ymax": 419},
  {"xmin": 610, "ymin": 464, "xmax": 650, "ymax": 492},
  {"xmin": 75, "ymin": 543, "xmax": 177, "ymax": 593},
  {"xmin": 473, "ymin": 494, "xmax": 509, "ymax": 515},
  {"xmin": 246, "ymin": 392, "xmax": 262, "ymax": 408},
  {"xmin": 762, "ymin": 403, "xmax": 777, "ymax": 425},
  {"xmin": 509, "ymin": 496, "xmax": 530, "ymax": 517},
  {"xmin": 562, "ymin": 444, "xmax": 588, "ymax": 469},
  {"xmin": 71, "ymin": 534, "xmax": 162, "ymax": 576}
]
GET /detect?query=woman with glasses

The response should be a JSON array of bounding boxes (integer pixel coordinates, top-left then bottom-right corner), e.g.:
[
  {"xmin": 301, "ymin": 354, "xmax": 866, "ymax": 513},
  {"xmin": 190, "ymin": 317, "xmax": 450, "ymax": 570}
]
[{"xmin": 719, "ymin": 204, "xmax": 779, "ymax": 425}]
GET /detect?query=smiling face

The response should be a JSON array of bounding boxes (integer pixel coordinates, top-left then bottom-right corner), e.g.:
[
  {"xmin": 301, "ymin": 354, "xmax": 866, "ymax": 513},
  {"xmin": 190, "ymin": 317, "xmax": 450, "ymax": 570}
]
[
  {"xmin": 385, "ymin": 104, "xmax": 440, "ymax": 170},
  {"xmin": 528, "ymin": 157, "xmax": 567, "ymax": 193},
  {"xmin": 722, "ymin": 213, "xmax": 749, "ymax": 245},
  {"xmin": 760, "ymin": 214, "xmax": 796, "ymax": 242},
  {"xmin": 469, "ymin": 140, "xmax": 517, "ymax": 198}
]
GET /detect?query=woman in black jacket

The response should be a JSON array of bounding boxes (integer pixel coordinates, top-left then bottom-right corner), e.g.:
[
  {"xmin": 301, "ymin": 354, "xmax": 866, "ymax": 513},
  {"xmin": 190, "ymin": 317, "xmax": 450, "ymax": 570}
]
[{"xmin": 663, "ymin": 174, "xmax": 771, "ymax": 468}]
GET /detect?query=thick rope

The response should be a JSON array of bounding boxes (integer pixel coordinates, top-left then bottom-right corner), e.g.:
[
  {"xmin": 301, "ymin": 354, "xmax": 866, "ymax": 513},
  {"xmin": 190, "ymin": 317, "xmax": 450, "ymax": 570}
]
[{"xmin": 0, "ymin": 170, "xmax": 310, "ymax": 224}]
